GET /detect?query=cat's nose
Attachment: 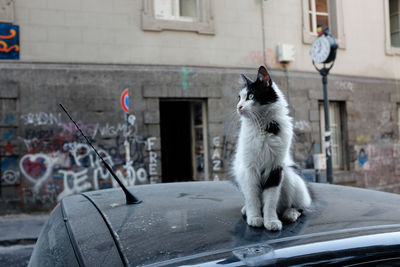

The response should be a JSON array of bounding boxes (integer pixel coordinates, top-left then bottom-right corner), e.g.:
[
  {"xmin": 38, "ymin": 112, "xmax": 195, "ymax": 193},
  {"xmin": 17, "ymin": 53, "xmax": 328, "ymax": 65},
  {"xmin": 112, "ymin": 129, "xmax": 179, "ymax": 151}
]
[{"xmin": 238, "ymin": 105, "xmax": 243, "ymax": 110}]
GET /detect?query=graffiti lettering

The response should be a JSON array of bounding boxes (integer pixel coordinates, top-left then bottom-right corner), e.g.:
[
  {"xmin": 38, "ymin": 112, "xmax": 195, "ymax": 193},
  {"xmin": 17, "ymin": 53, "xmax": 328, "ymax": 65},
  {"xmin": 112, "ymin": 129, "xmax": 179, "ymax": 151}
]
[
  {"xmin": 212, "ymin": 136, "xmax": 222, "ymax": 172},
  {"xmin": 147, "ymin": 137, "xmax": 158, "ymax": 177},
  {"xmin": 21, "ymin": 112, "xmax": 62, "ymax": 126},
  {"xmin": 2, "ymin": 106, "xmax": 160, "ymax": 211},
  {"xmin": 334, "ymin": 81, "xmax": 354, "ymax": 92},
  {"xmin": 19, "ymin": 138, "xmax": 154, "ymax": 200},
  {"xmin": 57, "ymin": 169, "xmax": 91, "ymax": 201}
]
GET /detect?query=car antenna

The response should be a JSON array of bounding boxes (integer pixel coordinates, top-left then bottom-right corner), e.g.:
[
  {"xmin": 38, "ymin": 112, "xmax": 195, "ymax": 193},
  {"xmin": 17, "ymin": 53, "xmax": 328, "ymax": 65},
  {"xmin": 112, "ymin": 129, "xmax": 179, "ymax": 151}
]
[{"xmin": 59, "ymin": 103, "xmax": 141, "ymax": 204}]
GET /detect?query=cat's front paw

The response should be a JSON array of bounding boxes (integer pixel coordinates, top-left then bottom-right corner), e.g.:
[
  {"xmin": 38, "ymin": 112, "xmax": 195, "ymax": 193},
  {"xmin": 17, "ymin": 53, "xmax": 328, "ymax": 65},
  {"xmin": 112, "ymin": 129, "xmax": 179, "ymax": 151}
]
[
  {"xmin": 282, "ymin": 208, "xmax": 301, "ymax": 222},
  {"xmin": 246, "ymin": 216, "xmax": 264, "ymax": 227},
  {"xmin": 264, "ymin": 219, "xmax": 282, "ymax": 231}
]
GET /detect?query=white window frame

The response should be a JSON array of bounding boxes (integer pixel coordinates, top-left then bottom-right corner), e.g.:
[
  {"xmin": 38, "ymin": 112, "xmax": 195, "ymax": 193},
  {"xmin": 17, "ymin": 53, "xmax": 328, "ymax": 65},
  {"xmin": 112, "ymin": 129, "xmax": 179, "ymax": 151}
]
[
  {"xmin": 190, "ymin": 100, "xmax": 209, "ymax": 181},
  {"xmin": 308, "ymin": 0, "xmax": 329, "ymax": 36},
  {"xmin": 384, "ymin": 0, "xmax": 400, "ymax": 55},
  {"xmin": 319, "ymin": 102, "xmax": 344, "ymax": 170},
  {"xmin": 302, "ymin": 0, "xmax": 345, "ymax": 48},
  {"xmin": 154, "ymin": 0, "xmax": 197, "ymax": 22},
  {"xmin": 141, "ymin": 0, "xmax": 215, "ymax": 35}
]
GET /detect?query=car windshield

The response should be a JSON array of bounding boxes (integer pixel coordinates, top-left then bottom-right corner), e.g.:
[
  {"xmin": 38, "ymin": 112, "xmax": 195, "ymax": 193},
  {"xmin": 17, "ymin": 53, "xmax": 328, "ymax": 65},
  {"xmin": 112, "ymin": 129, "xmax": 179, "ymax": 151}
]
[{"xmin": 1, "ymin": 0, "xmax": 400, "ymax": 266}]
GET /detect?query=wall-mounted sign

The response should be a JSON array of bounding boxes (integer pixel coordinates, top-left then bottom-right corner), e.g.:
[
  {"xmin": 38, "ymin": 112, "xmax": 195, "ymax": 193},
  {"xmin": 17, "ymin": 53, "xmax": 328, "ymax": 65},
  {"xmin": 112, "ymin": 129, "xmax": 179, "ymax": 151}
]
[
  {"xmin": 0, "ymin": 23, "xmax": 19, "ymax": 60},
  {"xmin": 0, "ymin": 0, "xmax": 14, "ymax": 23},
  {"xmin": 121, "ymin": 88, "xmax": 129, "ymax": 113}
]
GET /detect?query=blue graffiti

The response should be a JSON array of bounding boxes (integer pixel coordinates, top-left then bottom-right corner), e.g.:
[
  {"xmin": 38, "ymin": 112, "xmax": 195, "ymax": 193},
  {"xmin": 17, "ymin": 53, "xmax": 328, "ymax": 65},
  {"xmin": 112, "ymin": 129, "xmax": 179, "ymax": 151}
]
[
  {"xmin": 358, "ymin": 148, "xmax": 368, "ymax": 165},
  {"xmin": 3, "ymin": 114, "xmax": 17, "ymax": 124},
  {"xmin": 182, "ymin": 66, "xmax": 188, "ymax": 91},
  {"xmin": 2, "ymin": 129, "xmax": 15, "ymax": 140},
  {"xmin": 1, "ymin": 157, "xmax": 17, "ymax": 169}
]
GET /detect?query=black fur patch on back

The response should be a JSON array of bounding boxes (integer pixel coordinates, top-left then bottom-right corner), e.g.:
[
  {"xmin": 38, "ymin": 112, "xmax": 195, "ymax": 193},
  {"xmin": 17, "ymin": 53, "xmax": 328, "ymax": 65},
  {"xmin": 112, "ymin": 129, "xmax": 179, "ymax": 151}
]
[
  {"xmin": 265, "ymin": 120, "xmax": 280, "ymax": 135},
  {"xmin": 261, "ymin": 166, "xmax": 283, "ymax": 189}
]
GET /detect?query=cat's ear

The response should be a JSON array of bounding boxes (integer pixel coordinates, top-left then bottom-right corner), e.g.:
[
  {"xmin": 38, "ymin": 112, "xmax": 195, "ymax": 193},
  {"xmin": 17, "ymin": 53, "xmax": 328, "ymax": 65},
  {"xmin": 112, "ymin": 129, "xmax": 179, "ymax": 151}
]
[
  {"xmin": 257, "ymin": 66, "xmax": 272, "ymax": 87},
  {"xmin": 240, "ymin": 74, "xmax": 253, "ymax": 87}
]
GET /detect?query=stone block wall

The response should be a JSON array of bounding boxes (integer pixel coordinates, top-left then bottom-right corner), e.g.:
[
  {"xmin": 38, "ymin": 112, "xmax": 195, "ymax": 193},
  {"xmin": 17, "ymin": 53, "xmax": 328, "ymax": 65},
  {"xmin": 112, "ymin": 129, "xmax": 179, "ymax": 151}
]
[{"xmin": 1, "ymin": 63, "xmax": 400, "ymax": 213}]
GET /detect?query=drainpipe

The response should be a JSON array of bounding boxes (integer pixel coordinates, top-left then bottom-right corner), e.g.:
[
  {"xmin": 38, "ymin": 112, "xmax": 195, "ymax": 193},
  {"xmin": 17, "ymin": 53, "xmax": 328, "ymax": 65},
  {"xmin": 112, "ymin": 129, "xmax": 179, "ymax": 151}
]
[{"xmin": 260, "ymin": 0, "xmax": 267, "ymax": 66}]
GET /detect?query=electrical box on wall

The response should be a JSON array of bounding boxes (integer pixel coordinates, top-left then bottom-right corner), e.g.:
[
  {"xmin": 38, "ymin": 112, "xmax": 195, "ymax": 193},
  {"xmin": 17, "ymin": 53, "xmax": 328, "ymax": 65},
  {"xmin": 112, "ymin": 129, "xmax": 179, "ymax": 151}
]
[
  {"xmin": 277, "ymin": 43, "xmax": 295, "ymax": 63},
  {"xmin": 0, "ymin": 0, "xmax": 14, "ymax": 23},
  {"xmin": 313, "ymin": 153, "xmax": 326, "ymax": 170}
]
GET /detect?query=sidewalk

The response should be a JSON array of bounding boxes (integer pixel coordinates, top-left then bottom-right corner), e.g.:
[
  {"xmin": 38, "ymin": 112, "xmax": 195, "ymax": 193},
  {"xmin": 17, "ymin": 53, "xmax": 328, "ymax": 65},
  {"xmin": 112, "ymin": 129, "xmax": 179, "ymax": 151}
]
[{"xmin": 0, "ymin": 213, "xmax": 49, "ymax": 245}]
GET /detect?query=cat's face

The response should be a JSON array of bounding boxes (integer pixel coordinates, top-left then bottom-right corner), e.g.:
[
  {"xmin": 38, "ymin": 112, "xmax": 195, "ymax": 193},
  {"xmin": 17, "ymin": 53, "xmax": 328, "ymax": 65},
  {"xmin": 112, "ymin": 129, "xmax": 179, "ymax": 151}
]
[{"xmin": 236, "ymin": 66, "xmax": 278, "ymax": 117}]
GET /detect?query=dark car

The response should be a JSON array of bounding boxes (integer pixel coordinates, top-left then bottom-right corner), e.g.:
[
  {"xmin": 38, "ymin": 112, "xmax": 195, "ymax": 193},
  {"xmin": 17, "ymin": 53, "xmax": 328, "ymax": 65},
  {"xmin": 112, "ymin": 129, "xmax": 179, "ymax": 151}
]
[{"xmin": 28, "ymin": 181, "xmax": 400, "ymax": 266}]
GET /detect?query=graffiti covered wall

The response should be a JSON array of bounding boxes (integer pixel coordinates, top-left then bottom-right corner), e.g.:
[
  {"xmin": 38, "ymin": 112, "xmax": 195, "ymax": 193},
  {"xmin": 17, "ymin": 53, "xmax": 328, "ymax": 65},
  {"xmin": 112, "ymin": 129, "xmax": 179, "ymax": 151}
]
[
  {"xmin": 0, "ymin": 65, "xmax": 166, "ymax": 214},
  {"xmin": 2, "ymin": 63, "xmax": 400, "ymax": 213},
  {"xmin": 1, "ymin": 109, "xmax": 157, "ymax": 213}
]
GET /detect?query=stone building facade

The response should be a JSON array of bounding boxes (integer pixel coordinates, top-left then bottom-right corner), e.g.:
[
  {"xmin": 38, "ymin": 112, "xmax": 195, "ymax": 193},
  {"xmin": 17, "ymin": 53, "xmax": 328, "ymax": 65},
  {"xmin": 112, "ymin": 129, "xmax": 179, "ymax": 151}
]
[{"xmin": 1, "ymin": 0, "xmax": 400, "ymax": 213}]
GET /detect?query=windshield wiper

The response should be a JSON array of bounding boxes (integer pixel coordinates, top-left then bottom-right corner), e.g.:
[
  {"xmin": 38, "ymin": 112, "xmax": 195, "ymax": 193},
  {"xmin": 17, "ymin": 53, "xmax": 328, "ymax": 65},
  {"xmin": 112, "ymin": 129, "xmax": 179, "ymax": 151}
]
[{"xmin": 59, "ymin": 103, "xmax": 141, "ymax": 205}]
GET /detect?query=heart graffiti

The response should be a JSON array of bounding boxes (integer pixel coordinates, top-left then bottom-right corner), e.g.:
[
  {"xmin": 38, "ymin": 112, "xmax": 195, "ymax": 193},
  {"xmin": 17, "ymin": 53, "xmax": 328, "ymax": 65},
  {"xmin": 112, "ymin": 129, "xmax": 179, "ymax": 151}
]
[{"xmin": 19, "ymin": 153, "xmax": 56, "ymax": 193}]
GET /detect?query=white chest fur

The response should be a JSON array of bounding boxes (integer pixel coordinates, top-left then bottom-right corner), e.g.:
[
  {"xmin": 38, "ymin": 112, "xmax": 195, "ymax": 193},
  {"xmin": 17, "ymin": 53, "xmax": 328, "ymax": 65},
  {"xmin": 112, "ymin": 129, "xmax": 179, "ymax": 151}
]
[{"xmin": 236, "ymin": 119, "xmax": 283, "ymax": 168}]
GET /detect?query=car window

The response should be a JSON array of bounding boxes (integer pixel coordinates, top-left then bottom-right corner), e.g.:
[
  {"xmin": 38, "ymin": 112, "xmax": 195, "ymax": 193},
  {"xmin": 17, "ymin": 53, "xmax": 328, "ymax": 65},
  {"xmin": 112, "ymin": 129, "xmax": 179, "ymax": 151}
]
[{"xmin": 28, "ymin": 205, "xmax": 79, "ymax": 267}]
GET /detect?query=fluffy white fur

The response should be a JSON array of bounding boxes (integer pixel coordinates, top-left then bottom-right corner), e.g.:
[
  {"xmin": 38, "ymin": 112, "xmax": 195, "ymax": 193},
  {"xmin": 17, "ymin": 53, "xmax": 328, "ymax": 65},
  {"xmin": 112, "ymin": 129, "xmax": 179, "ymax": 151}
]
[{"xmin": 233, "ymin": 78, "xmax": 311, "ymax": 231}]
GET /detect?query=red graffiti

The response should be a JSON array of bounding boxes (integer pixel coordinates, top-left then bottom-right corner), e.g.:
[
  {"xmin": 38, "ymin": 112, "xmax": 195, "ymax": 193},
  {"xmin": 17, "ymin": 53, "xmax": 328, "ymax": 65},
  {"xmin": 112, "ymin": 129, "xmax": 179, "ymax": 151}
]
[
  {"xmin": 0, "ymin": 41, "xmax": 19, "ymax": 53},
  {"xmin": 21, "ymin": 157, "xmax": 49, "ymax": 179},
  {"xmin": 3, "ymin": 143, "xmax": 16, "ymax": 155},
  {"xmin": 243, "ymin": 48, "xmax": 278, "ymax": 67},
  {"xmin": 0, "ymin": 29, "xmax": 16, "ymax": 39}
]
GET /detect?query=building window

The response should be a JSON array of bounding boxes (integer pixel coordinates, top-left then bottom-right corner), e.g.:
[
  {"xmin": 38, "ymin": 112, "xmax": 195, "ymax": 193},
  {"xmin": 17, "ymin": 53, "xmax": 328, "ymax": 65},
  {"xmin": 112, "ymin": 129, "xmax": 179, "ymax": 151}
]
[
  {"xmin": 319, "ymin": 102, "xmax": 346, "ymax": 170},
  {"xmin": 154, "ymin": 0, "xmax": 198, "ymax": 21},
  {"xmin": 141, "ymin": 0, "xmax": 214, "ymax": 35},
  {"xmin": 390, "ymin": 0, "xmax": 400, "ymax": 47},
  {"xmin": 302, "ymin": 0, "xmax": 345, "ymax": 48},
  {"xmin": 397, "ymin": 104, "xmax": 400, "ymax": 135},
  {"xmin": 308, "ymin": 0, "xmax": 329, "ymax": 35},
  {"xmin": 385, "ymin": 0, "xmax": 400, "ymax": 55}
]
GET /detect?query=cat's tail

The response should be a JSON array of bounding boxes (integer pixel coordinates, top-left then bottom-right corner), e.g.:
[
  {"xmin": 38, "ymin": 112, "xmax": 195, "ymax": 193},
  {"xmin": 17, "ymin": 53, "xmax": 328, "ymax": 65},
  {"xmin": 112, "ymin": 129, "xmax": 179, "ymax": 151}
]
[
  {"xmin": 287, "ymin": 163, "xmax": 316, "ymax": 203},
  {"xmin": 282, "ymin": 165, "xmax": 312, "ymax": 211}
]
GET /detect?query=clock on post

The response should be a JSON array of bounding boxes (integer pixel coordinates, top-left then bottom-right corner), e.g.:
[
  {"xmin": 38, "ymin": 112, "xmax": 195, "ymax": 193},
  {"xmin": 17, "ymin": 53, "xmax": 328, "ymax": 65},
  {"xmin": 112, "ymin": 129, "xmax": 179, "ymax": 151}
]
[
  {"xmin": 311, "ymin": 27, "xmax": 338, "ymax": 63},
  {"xmin": 311, "ymin": 26, "xmax": 338, "ymax": 64},
  {"xmin": 310, "ymin": 26, "xmax": 338, "ymax": 185}
]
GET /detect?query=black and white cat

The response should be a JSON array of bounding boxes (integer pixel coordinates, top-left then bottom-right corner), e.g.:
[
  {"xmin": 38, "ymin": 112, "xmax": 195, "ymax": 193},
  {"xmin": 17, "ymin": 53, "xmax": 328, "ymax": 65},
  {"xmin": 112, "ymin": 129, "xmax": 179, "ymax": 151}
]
[{"xmin": 233, "ymin": 66, "xmax": 311, "ymax": 231}]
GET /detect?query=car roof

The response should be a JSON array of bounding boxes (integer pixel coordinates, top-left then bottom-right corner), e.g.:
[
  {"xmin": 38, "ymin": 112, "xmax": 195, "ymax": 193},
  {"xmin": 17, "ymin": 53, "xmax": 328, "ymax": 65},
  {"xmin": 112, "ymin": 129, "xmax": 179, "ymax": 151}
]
[{"xmin": 62, "ymin": 181, "xmax": 400, "ymax": 266}]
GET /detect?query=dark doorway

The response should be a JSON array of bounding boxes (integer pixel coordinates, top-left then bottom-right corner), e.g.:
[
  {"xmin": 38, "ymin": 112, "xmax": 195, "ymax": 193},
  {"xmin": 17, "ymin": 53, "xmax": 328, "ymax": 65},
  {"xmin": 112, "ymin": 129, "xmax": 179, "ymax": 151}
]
[{"xmin": 160, "ymin": 101, "xmax": 193, "ymax": 182}]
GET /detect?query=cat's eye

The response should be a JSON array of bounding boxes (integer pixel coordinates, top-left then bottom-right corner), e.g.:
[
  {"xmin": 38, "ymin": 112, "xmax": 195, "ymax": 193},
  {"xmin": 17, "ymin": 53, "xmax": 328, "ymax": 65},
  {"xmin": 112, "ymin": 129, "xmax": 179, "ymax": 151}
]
[{"xmin": 248, "ymin": 94, "xmax": 254, "ymax": 100}]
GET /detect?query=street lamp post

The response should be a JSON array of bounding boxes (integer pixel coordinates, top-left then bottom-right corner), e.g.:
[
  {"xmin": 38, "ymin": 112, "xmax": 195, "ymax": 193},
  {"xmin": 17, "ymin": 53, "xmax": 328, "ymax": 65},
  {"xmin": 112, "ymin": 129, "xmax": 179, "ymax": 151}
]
[{"xmin": 310, "ymin": 26, "xmax": 338, "ymax": 184}]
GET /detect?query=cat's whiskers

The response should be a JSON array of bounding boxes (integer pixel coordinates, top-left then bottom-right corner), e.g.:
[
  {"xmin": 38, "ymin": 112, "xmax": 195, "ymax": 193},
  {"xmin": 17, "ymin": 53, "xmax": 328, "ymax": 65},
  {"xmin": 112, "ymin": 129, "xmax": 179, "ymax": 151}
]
[
  {"xmin": 249, "ymin": 111, "xmax": 266, "ymax": 135},
  {"xmin": 253, "ymin": 110, "xmax": 269, "ymax": 133}
]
